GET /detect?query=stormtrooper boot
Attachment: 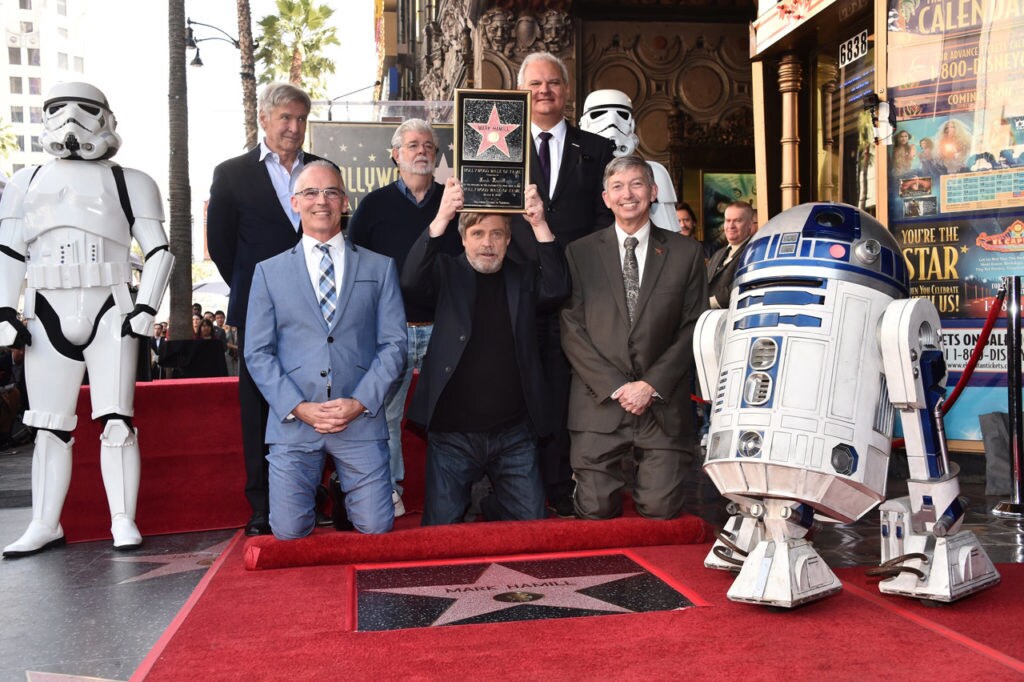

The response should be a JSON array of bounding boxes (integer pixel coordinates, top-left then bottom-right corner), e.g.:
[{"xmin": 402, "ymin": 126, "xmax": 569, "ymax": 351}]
[
  {"xmin": 3, "ymin": 431, "xmax": 73, "ymax": 558},
  {"xmin": 100, "ymin": 420, "xmax": 143, "ymax": 550}
]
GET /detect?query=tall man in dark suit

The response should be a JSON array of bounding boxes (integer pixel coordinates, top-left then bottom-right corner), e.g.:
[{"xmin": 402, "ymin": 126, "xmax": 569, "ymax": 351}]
[
  {"xmin": 707, "ymin": 200, "xmax": 755, "ymax": 310},
  {"xmin": 515, "ymin": 51, "xmax": 615, "ymax": 516},
  {"xmin": 207, "ymin": 82, "xmax": 327, "ymax": 536},
  {"xmin": 402, "ymin": 181, "xmax": 570, "ymax": 526},
  {"xmin": 245, "ymin": 161, "xmax": 406, "ymax": 539},
  {"xmin": 561, "ymin": 155, "xmax": 707, "ymax": 520}
]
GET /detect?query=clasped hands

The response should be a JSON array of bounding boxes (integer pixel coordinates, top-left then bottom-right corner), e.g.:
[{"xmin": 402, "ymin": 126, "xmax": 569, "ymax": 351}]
[
  {"xmin": 293, "ymin": 398, "xmax": 366, "ymax": 434},
  {"xmin": 611, "ymin": 380, "xmax": 656, "ymax": 416}
]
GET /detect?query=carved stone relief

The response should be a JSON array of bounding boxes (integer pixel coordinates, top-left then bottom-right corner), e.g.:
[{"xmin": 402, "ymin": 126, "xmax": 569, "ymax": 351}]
[{"xmin": 580, "ymin": 23, "xmax": 753, "ymax": 174}]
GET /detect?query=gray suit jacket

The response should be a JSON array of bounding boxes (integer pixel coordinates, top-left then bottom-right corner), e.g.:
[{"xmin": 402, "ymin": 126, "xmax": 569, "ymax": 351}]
[
  {"xmin": 244, "ymin": 239, "xmax": 407, "ymax": 444},
  {"xmin": 561, "ymin": 226, "xmax": 707, "ymax": 436}
]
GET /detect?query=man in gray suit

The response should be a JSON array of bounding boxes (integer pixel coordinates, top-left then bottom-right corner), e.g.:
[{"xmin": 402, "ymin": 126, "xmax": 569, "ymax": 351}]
[
  {"xmin": 244, "ymin": 161, "xmax": 407, "ymax": 538},
  {"xmin": 561, "ymin": 155, "xmax": 707, "ymax": 520}
]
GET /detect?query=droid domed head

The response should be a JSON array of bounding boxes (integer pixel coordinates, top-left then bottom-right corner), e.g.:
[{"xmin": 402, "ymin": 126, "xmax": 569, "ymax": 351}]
[
  {"xmin": 736, "ymin": 203, "xmax": 909, "ymax": 300},
  {"xmin": 580, "ymin": 89, "xmax": 639, "ymax": 157},
  {"xmin": 40, "ymin": 82, "xmax": 121, "ymax": 160}
]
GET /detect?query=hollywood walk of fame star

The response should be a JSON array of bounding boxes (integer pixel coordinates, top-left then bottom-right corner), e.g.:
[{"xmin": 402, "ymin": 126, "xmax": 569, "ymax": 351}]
[
  {"xmin": 435, "ymin": 155, "xmax": 454, "ymax": 184},
  {"xmin": 111, "ymin": 538, "xmax": 232, "ymax": 585},
  {"xmin": 469, "ymin": 105, "xmax": 519, "ymax": 157},
  {"xmin": 367, "ymin": 562, "xmax": 642, "ymax": 626}
]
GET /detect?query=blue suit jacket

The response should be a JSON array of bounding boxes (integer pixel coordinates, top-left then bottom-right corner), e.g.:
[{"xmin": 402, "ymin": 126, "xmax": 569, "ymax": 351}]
[
  {"xmin": 206, "ymin": 146, "xmax": 326, "ymax": 327},
  {"xmin": 243, "ymin": 238, "xmax": 407, "ymax": 445}
]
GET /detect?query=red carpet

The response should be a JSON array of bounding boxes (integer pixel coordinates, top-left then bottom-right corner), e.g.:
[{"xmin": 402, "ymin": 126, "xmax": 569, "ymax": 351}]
[
  {"xmin": 136, "ymin": 537, "xmax": 1024, "ymax": 680},
  {"xmin": 244, "ymin": 514, "xmax": 710, "ymax": 570},
  {"xmin": 63, "ymin": 378, "xmax": 249, "ymax": 542}
]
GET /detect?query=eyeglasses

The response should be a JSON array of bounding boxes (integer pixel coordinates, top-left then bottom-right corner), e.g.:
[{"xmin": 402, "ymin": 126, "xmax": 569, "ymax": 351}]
[
  {"xmin": 294, "ymin": 187, "xmax": 345, "ymax": 201},
  {"xmin": 399, "ymin": 141, "xmax": 437, "ymax": 153}
]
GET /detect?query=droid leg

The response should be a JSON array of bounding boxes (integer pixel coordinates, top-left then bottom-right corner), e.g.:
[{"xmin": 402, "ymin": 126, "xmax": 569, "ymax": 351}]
[
  {"xmin": 99, "ymin": 417, "xmax": 142, "ymax": 550},
  {"xmin": 3, "ymin": 430, "xmax": 73, "ymax": 557},
  {"xmin": 877, "ymin": 299, "xmax": 999, "ymax": 601},
  {"xmin": 705, "ymin": 503, "xmax": 765, "ymax": 571},
  {"xmin": 725, "ymin": 499, "xmax": 841, "ymax": 607}
]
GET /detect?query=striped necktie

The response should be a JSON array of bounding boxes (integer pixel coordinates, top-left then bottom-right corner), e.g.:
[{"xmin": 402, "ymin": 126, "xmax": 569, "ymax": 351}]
[{"xmin": 316, "ymin": 243, "xmax": 337, "ymax": 325}]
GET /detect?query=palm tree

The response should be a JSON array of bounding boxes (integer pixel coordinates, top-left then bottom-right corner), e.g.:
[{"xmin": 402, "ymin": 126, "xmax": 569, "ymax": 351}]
[
  {"xmin": 167, "ymin": 0, "xmax": 193, "ymax": 340},
  {"xmin": 255, "ymin": 0, "xmax": 339, "ymax": 100},
  {"xmin": 0, "ymin": 116, "xmax": 17, "ymax": 172},
  {"xmin": 236, "ymin": 0, "xmax": 258, "ymax": 149}
]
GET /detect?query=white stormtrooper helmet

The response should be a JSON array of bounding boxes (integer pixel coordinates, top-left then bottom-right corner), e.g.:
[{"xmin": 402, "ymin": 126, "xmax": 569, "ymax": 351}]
[
  {"xmin": 580, "ymin": 89, "xmax": 639, "ymax": 157},
  {"xmin": 40, "ymin": 82, "xmax": 121, "ymax": 160}
]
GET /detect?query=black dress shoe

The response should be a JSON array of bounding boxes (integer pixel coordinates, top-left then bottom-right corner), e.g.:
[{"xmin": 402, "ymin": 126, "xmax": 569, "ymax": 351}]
[
  {"xmin": 547, "ymin": 495, "xmax": 577, "ymax": 519},
  {"xmin": 244, "ymin": 513, "xmax": 271, "ymax": 536}
]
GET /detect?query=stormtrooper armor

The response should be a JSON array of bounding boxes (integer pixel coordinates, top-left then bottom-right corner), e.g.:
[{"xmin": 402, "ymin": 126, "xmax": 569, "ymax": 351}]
[
  {"xmin": 0, "ymin": 82, "xmax": 173, "ymax": 557},
  {"xmin": 580, "ymin": 89, "xmax": 681, "ymax": 232},
  {"xmin": 693, "ymin": 203, "xmax": 998, "ymax": 607}
]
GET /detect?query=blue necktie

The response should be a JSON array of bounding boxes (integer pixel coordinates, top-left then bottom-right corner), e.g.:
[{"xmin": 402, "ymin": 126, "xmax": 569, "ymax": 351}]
[{"xmin": 317, "ymin": 244, "xmax": 337, "ymax": 325}]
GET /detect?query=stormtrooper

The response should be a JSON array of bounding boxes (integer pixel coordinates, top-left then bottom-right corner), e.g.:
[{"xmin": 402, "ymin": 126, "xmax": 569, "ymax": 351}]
[
  {"xmin": 693, "ymin": 202, "xmax": 999, "ymax": 607},
  {"xmin": 579, "ymin": 89, "xmax": 681, "ymax": 232},
  {"xmin": 0, "ymin": 82, "xmax": 173, "ymax": 557}
]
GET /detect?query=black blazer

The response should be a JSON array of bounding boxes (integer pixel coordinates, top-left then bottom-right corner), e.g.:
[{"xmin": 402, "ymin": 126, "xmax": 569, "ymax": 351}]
[
  {"xmin": 510, "ymin": 123, "xmax": 615, "ymax": 263},
  {"xmin": 400, "ymin": 231, "xmax": 570, "ymax": 436},
  {"xmin": 206, "ymin": 146, "xmax": 326, "ymax": 326},
  {"xmin": 707, "ymin": 238, "xmax": 751, "ymax": 309}
]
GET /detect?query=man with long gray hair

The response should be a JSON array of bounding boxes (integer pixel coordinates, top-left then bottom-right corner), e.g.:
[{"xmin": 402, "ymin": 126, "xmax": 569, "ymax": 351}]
[{"xmin": 348, "ymin": 118, "xmax": 463, "ymax": 516}]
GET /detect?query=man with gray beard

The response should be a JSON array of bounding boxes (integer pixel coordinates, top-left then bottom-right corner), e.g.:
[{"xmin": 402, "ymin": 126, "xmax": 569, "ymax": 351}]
[{"xmin": 348, "ymin": 118, "xmax": 462, "ymax": 516}]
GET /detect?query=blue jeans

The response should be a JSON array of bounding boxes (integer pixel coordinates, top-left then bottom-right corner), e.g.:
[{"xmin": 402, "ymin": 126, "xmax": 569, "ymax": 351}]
[
  {"xmin": 267, "ymin": 439, "xmax": 393, "ymax": 539},
  {"xmin": 384, "ymin": 324, "xmax": 433, "ymax": 495},
  {"xmin": 423, "ymin": 419, "xmax": 545, "ymax": 526}
]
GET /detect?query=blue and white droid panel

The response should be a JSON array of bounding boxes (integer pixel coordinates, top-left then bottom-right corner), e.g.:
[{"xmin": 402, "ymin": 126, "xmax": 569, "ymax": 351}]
[{"xmin": 702, "ymin": 204, "xmax": 909, "ymax": 524}]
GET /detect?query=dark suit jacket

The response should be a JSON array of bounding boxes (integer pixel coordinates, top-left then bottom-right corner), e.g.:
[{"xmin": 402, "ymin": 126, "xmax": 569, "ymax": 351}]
[
  {"xmin": 561, "ymin": 226, "xmax": 707, "ymax": 437},
  {"xmin": 401, "ymin": 231, "xmax": 570, "ymax": 436},
  {"xmin": 206, "ymin": 147, "xmax": 325, "ymax": 327},
  {"xmin": 706, "ymin": 237, "xmax": 751, "ymax": 309},
  {"xmin": 510, "ymin": 123, "xmax": 615, "ymax": 262}
]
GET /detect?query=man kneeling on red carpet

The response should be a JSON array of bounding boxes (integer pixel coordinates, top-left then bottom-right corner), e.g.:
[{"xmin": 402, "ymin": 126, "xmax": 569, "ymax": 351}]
[
  {"xmin": 244, "ymin": 161, "xmax": 407, "ymax": 539},
  {"xmin": 401, "ymin": 180, "xmax": 571, "ymax": 525}
]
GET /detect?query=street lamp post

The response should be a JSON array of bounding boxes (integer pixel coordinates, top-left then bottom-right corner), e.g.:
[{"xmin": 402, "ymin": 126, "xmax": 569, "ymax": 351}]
[
  {"xmin": 326, "ymin": 81, "xmax": 381, "ymax": 121},
  {"xmin": 185, "ymin": 17, "xmax": 258, "ymax": 149}
]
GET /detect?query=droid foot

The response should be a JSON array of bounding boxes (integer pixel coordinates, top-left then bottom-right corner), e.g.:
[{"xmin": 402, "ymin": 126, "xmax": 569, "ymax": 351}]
[
  {"xmin": 875, "ymin": 529, "xmax": 999, "ymax": 602},
  {"xmin": 726, "ymin": 538, "xmax": 841, "ymax": 608},
  {"xmin": 110, "ymin": 515, "xmax": 142, "ymax": 550},
  {"xmin": 705, "ymin": 513, "xmax": 764, "ymax": 572},
  {"xmin": 3, "ymin": 520, "xmax": 66, "ymax": 558}
]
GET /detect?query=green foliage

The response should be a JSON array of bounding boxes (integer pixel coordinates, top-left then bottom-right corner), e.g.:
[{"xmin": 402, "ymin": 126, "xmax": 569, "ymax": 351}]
[
  {"xmin": 255, "ymin": 0, "xmax": 339, "ymax": 100},
  {"xmin": 0, "ymin": 116, "xmax": 18, "ymax": 160}
]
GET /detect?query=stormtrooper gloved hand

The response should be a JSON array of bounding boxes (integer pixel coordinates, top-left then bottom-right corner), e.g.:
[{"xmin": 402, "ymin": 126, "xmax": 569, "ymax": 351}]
[
  {"xmin": 0, "ymin": 307, "xmax": 31, "ymax": 348},
  {"xmin": 121, "ymin": 304, "xmax": 156, "ymax": 339}
]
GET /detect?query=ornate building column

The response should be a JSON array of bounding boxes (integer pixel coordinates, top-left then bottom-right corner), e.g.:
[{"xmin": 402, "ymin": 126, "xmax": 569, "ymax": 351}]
[
  {"xmin": 778, "ymin": 53, "xmax": 802, "ymax": 210},
  {"xmin": 817, "ymin": 58, "xmax": 838, "ymax": 202}
]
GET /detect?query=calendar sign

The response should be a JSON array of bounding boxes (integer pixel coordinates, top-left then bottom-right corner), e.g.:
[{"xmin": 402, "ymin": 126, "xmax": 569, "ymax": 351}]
[{"xmin": 839, "ymin": 30, "xmax": 869, "ymax": 69}]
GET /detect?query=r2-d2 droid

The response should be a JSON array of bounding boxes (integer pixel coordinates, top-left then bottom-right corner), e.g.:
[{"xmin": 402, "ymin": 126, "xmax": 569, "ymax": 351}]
[
  {"xmin": 0, "ymin": 82, "xmax": 173, "ymax": 557},
  {"xmin": 580, "ymin": 89, "xmax": 681, "ymax": 233},
  {"xmin": 693, "ymin": 203, "xmax": 999, "ymax": 607}
]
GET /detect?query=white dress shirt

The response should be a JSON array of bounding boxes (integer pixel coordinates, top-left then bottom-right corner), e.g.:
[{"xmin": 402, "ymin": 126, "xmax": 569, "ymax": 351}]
[
  {"xmin": 531, "ymin": 118, "xmax": 567, "ymax": 195},
  {"xmin": 614, "ymin": 221, "xmax": 651, "ymax": 289},
  {"xmin": 302, "ymin": 232, "xmax": 345, "ymax": 303}
]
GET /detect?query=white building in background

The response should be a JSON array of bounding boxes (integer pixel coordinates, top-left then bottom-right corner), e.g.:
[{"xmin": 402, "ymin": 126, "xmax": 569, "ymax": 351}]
[{"xmin": 1, "ymin": 0, "xmax": 87, "ymax": 176}]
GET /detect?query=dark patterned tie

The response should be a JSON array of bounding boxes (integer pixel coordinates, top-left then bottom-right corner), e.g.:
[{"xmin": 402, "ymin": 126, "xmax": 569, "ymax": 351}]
[
  {"xmin": 317, "ymin": 244, "xmax": 337, "ymax": 325},
  {"xmin": 623, "ymin": 236, "xmax": 639, "ymax": 325},
  {"xmin": 537, "ymin": 131, "xmax": 553, "ymax": 189}
]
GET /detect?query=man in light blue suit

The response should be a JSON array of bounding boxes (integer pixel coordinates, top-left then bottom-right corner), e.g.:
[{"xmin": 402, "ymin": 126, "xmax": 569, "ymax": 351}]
[{"xmin": 244, "ymin": 160, "xmax": 407, "ymax": 539}]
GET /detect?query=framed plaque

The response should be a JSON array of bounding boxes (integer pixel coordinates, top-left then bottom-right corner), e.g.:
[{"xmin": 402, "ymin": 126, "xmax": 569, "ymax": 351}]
[{"xmin": 454, "ymin": 89, "xmax": 531, "ymax": 212}]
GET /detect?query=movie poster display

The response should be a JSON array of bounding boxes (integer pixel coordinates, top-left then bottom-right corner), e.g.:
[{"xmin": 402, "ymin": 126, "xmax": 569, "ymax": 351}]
[{"xmin": 888, "ymin": 0, "xmax": 1024, "ymax": 441}]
